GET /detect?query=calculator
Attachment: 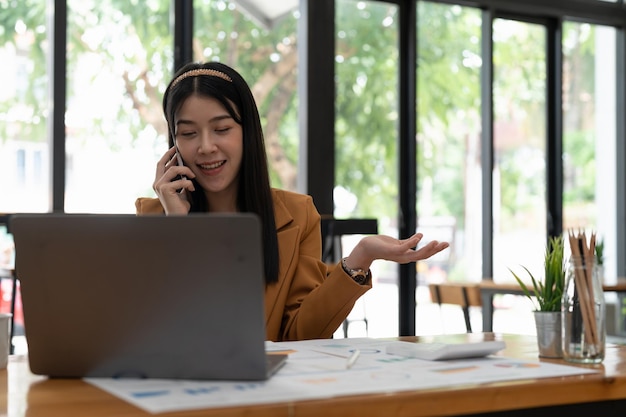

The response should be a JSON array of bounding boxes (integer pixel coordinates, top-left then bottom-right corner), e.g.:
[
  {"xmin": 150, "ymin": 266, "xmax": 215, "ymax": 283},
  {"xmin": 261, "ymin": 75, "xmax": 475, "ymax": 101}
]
[{"xmin": 386, "ymin": 340, "xmax": 506, "ymax": 361}]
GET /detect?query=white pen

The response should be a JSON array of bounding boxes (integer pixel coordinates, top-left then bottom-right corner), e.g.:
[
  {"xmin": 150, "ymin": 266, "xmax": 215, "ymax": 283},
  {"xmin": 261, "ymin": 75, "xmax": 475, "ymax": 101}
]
[{"xmin": 346, "ymin": 349, "xmax": 361, "ymax": 369}]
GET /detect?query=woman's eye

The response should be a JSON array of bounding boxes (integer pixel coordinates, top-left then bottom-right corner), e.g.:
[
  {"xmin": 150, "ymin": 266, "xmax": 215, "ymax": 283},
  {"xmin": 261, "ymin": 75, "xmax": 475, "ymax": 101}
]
[
  {"xmin": 177, "ymin": 131, "xmax": 195, "ymax": 137},
  {"xmin": 215, "ymin": 127, "xmax": 231, "ymax": 134}
]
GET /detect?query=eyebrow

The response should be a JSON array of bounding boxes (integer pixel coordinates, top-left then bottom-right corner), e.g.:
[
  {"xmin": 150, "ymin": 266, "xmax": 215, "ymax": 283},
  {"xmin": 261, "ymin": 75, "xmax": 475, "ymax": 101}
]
[{"xmin": 175, "ymin": 114, "xmax": 233, "ymax": 127}]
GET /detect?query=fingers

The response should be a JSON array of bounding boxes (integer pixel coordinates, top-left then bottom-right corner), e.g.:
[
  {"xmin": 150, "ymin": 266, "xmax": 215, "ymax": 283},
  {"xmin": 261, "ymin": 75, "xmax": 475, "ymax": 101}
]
[
  {"xmin": 403, "ymin": 233, "xmax": 423, "ymax": 250},
  {"xmin": 154, "ymin": 169, "xmax": 195, "ymax": 196},
  {"xmin": 391, "ymin": 239, "xmax": 449, "ymax": 264},
  {"xmin": 152, "ymin": 147, "xmax": 196, "ymax": 214},
  {"xmin": 413, "ymin": 240, "xmax": 450, "ymax": 260},
  {"xmin": 156, "ymin": 147, "xmax": 177, "ymax": 178},
  {"xmin": 154, "ymin": 177, "xmax": 193, "ymax": 215},
  {"xmin": 405, "ymin": 233, "xmax": 449, "ymax": 256},
  {"xmin": 154, "ymin": 147, "xmax": 195, "ymax": 186}
]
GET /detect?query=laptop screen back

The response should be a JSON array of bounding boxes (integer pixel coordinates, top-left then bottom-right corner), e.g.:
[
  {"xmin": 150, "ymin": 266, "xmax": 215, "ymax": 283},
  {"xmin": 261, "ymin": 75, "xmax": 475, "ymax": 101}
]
[{"xmin": 10, "ymin": 213, "xmax": 274, "ymax": 380}]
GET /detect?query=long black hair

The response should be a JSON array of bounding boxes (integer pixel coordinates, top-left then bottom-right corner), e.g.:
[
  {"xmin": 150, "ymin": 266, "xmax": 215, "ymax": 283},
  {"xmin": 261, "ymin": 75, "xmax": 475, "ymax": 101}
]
[{"xmin": 162, "ymin": 61, "xmax": 279, "ymax": 284}]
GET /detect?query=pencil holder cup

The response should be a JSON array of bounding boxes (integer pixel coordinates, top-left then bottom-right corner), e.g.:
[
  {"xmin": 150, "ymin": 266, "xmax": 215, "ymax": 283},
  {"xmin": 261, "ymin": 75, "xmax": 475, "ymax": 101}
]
[{"xmin": 561, "ymin": 256, "xmax": 605, "ymax": 364}]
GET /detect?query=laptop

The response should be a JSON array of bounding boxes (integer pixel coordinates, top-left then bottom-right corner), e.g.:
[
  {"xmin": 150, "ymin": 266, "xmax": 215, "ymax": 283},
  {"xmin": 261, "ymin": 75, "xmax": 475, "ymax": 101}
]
[{"xmin": 9, "ymin": 213, "xmax": 287, "ymax": 381}]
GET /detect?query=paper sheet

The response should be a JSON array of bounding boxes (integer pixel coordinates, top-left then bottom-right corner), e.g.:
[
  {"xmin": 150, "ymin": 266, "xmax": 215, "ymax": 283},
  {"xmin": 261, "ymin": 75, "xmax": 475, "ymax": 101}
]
[{"xmin": 86, "ymin": 338, "xmax": 598, "ymax": 414}]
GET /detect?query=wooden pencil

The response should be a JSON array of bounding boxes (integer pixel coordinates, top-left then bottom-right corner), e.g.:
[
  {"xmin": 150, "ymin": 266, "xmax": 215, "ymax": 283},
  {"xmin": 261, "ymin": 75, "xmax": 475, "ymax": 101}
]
[{"xmin": 567, "ymin": 230, "xmax": 599, "ymax": 353}]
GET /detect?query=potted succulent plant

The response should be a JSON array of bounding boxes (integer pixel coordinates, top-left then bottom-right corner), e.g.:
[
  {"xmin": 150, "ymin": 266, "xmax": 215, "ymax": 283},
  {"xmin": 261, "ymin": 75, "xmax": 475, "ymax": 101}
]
[
  {"xmin": 509, "ymin": 235, "xmax": 565, "ymax": 358},
  {"xmin": 595, "ymin": 238, "xmax": 605, "ymax": 266},
  {"xmin": 595, "ymin": 237, "xmax": 605, "ymax": 283}
]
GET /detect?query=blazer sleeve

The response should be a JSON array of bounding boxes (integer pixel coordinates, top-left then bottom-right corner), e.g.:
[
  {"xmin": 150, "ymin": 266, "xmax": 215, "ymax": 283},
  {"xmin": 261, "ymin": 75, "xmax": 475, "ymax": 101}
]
[
  {"xmin": 135, "ymin": 197, "xmax": 165, "ymax": 215},
  {"xmin": 276, "ymin": 196, "xmax": 371, "ymax": 341}
]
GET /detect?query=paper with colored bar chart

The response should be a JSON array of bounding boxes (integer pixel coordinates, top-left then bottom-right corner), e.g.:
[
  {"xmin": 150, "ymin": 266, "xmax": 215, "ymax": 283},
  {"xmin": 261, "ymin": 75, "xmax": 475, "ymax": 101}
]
[{"xmin": 86, "ymin": 338, "xmax": 597, "ymax": 414}]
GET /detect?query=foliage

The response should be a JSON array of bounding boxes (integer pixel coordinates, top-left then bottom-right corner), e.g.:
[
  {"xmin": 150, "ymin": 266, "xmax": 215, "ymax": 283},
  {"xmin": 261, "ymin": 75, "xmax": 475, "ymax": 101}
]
[
  {"xmin": 193, "ymin": 0, "xmax": 299, "ymax": 190},
  {"xmin": 416, "ymin": 3, "xmax": 482, "ymax": 227},
  {"xmin": 509, "ymin": 235, "xmax": 565, "ymax": 312},
  {"xmin": 0, "ymin": 0, "xmax": 48, "ymax": 144},
  {"xmin": 563, "ymin": 131, "xmax": 596, "ymax": 203},
  {"xmin": 0, "ymin": 0, "xmax": 600, "ymax": 241},
  {"xmin": 595, "ymin": 237, "xmax": 604, "ymax": 266},
  {"xmin": 334, "ymin": 2, "xmax": 400, "ymax": 218}
]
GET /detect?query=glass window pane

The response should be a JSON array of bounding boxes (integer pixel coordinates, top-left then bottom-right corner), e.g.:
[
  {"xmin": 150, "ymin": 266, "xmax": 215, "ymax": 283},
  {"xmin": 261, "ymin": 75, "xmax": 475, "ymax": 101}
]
[
  {"xmin": 194, "ymin": 0, "xmax": 299, "ymax": 191},
  {"xmin": 0, "ymin": 0, "xmax": 50, "ymax": 213},
  {"xmin": 416, "ymin": 2, "xmax": 483, "ymax": 334},
  {"xmin": 492, "ymin": 19, "xmax": 547, "ymax": 281},
  {"xmin": 335, "ymin": 0, "xmax": 399, "ymax": 338},
  {"xmin": 65, "ymin": 0, "xmax": 173, "ymax": 213},
  {"xmin": 562, "ymin": 22, "xmax": 617, "ymax": 283}
]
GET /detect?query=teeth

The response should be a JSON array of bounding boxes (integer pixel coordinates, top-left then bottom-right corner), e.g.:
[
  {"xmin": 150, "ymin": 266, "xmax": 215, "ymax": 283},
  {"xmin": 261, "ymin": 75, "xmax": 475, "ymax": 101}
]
[{"xmin": 200, "ymin": 161, "xmax": 224, "ymax": 170}]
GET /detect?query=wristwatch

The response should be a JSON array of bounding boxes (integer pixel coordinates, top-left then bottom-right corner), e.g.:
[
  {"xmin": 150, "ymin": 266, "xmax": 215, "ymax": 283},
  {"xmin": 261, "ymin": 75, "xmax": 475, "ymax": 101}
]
[{"xmin": 341, "ymin": 257, "xmax": 371, "ymax": 285}]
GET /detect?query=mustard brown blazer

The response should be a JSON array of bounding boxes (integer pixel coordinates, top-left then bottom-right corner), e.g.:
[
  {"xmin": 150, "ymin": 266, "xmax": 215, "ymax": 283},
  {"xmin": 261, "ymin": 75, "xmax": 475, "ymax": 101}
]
[{"xmin": 135, "ymin": 188, "xmax": 371, "ymax": 341}]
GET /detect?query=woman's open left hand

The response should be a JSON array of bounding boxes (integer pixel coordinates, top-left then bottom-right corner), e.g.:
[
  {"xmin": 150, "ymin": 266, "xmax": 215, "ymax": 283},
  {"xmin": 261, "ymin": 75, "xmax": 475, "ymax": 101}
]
[{"xmin": 346, "ymin": 233, "xmax": 450, "ymax": 271}]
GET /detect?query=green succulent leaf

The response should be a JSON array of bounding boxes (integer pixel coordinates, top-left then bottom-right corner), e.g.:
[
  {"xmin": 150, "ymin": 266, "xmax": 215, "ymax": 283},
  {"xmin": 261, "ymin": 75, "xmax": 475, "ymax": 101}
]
[{"xmin": 509, "ymin": 235, "xmax": 565, "ymax": 312}]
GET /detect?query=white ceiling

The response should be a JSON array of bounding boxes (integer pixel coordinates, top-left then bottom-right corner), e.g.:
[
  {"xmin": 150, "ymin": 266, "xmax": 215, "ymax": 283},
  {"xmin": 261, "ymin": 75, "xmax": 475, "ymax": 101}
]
[{"xmin": 233, "ymin": 0, "xmax": 299, "ymax": 29}]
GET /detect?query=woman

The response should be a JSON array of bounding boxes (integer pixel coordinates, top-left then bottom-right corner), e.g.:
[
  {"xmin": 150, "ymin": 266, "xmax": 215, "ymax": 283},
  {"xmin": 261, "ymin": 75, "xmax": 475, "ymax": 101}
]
[{"xmin": 136, "ymin": 61, "xmax": 449, "ymax": 341}]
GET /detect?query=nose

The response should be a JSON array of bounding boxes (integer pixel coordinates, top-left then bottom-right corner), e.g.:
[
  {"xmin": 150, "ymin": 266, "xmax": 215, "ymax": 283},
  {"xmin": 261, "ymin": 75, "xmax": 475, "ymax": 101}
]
[{"xmin": 198, "ymin": 130, "xmax": 218, "ymax": 154}]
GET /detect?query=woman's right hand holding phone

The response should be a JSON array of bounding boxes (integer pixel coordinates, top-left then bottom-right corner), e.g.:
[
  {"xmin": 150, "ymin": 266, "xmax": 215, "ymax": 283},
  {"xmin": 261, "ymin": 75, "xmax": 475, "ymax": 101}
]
[{"xmin": 153, "ymin": 146, "xmax": 196, "ymax": 215}]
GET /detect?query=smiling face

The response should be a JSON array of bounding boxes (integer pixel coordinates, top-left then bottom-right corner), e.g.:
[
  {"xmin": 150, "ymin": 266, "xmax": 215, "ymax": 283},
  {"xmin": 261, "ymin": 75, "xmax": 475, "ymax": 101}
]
[{"xmin": 174, "ymin": 94, "xmax": 243, "ymax": 212}]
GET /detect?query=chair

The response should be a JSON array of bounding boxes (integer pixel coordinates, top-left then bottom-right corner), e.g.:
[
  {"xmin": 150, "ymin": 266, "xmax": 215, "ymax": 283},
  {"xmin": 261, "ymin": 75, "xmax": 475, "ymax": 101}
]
[
  {"xmin": 8, "ymin": 268, "xmax": 17, "ymax": 354},
  {"xmin": 428, "ymin": 282, "xmax": 482, "ymax": 333},
  {"xmin": 321, "ymin": 216, "xmax": 378, "ymax": 338},
  {"xmin": 0, "ymin": 214, "xmax": 17, "ymax": 354}
]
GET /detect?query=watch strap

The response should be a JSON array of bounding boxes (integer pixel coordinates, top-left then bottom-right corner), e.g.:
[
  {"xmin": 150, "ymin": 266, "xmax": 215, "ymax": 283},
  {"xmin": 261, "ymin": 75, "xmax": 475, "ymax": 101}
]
[{"xmin": 341, "ymin": 257, "xmax": 371, "ymax": 285}]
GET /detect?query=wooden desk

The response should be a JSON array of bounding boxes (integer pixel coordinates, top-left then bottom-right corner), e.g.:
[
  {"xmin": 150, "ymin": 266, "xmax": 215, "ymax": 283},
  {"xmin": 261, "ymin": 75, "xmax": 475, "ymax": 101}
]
[
  {"xmin": 479, "ymin": 279, "xmax": 626, "ymax": 332},
  {"xmin": 2, "ymin": 333, "xmax": 626, "ymax": 417}
]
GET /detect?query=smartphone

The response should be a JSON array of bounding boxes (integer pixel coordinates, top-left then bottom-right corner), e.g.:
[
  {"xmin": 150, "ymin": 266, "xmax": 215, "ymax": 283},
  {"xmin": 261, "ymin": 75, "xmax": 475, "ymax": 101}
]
[
  {"xmin": 175, "ymin": 150, "xmax": 187, "ymax": 194},
  {"xmin": 175, "ymin": 151, "xmax": 187, "ymax": 181}
]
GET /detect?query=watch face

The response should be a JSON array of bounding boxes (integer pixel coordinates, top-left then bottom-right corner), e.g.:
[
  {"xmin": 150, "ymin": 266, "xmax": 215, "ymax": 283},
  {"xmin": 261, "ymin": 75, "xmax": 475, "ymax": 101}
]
[
  {"xmin": 352, "ymin": 272, "xmax": 369, "ymax": 285},
  {"xmin": 341, "ymin": 258, "xmax": 369, "ymax": 284}
]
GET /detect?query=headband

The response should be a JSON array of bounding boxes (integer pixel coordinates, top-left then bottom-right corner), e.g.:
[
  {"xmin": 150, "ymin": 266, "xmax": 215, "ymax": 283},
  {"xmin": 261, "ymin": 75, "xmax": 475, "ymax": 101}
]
[{"xmin": 170, "ymin": 68, "xmax": 233, "ymax": 88}]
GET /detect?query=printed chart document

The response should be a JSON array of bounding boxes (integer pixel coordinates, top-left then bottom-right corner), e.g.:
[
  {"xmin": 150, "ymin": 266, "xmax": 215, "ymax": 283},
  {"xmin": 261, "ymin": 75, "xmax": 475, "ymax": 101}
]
[{"xmin": 86, "ymin": 338, "xmax": 598, "ymax": 414}]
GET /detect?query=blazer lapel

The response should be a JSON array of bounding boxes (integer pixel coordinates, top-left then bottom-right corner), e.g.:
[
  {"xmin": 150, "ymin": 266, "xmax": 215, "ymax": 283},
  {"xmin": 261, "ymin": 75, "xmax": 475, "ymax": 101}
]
[{"xmin": 264, "ymin": 191, "xmax": 299, "ymax": 325}]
